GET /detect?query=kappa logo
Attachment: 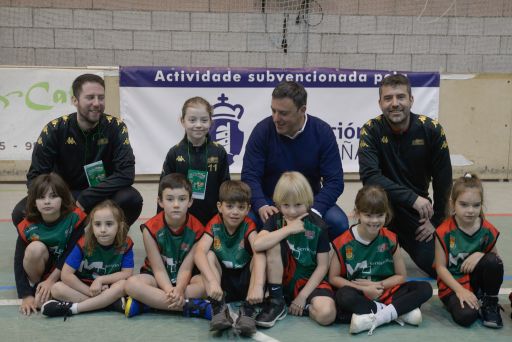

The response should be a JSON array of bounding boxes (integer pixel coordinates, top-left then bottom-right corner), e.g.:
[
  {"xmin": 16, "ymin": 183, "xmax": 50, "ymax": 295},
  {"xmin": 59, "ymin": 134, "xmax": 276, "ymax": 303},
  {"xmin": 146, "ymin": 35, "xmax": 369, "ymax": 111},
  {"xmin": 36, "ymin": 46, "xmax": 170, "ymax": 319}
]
[
  {"xmin": 66, "ymin": 137, "xmax": 77, "ymax": 145},
  {"xmin": 176, "ymin": 155, "xmax": 185, "ymax": 162},
  {"xmin": 210, "ymin": 94, "xmax": 245, "ymax": 165}
]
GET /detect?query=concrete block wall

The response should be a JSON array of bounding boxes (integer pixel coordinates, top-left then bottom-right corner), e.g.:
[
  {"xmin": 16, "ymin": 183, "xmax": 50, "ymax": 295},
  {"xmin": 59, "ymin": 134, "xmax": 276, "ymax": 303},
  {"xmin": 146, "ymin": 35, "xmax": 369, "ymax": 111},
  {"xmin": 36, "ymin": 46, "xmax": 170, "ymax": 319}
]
[{"xmin": 0, "ymin": 1, "xmax": 511, "ymax": 72}]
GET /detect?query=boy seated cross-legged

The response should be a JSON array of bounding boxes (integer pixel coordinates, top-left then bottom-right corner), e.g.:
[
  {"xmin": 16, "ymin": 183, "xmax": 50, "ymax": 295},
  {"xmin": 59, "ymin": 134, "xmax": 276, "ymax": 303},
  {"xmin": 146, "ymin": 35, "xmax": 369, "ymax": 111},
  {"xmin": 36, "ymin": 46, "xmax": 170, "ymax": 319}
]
[
  {"xmin": 124, "ymin": 174, "xmax": 211, "ymax": 319},
  {"xmin": 194, "ymin": 180, "xmax": 265, "ymax": 336}
]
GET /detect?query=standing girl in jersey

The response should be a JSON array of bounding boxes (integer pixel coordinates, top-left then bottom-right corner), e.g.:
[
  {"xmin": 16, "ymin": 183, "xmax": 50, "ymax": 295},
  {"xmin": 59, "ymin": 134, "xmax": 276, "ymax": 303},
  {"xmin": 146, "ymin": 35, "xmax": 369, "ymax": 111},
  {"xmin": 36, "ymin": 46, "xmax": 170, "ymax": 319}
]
[
  {"xmin": 435, "ymin": 173, "xmax": 503, "ymax": 328},
  {"xmin": 329, "ymin": 185, "xmax": 432, "ymax": 335},
  {"xmin": 41, "ymin": 200, "xmax": 134, "ymax": 318},
  {"xmin": 15, "ymin": 173, "xmax": 87, "ymax": 315},
  {"xmin": 160, "ymin": 96, "xmax": 230, "ymax": 226}
]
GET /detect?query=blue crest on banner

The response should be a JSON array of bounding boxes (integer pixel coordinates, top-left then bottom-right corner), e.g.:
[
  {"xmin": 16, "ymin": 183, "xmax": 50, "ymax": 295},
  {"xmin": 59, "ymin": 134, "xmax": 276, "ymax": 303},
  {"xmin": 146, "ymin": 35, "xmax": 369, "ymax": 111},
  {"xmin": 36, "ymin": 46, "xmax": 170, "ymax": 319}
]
[{"xmin": 210, "ymin": 94, "xmax": 245, "ymax": 165}]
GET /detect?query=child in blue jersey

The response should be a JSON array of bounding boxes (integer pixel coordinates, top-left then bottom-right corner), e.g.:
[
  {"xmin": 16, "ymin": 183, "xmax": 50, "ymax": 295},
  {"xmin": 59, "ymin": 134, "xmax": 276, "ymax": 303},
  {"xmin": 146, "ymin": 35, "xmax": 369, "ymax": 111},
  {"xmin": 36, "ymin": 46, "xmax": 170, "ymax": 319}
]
[
  {"xmin": 329, "ymin": 186, "xmax": 432, "ymax": 335},
  {"xmin": 41, "ymin": 200, "xmax": 134, "ymax": 318},
  {"xmin": 124, "ymin": 174, "xmax": 211, "ymax": 319},
  {"xmin": 195, "ymin": 180, "xmax": 265, "ymax": 336},
  {"xmin": 159, "ymin": 96, "xmax": 230, "ymax": 226},
  {"xmin": 15, "ymin": 173, "xmax": 86, "ymax": 316},
  {"xmin": 435, "ymin": 174, "xmax": 503, "ymax": 328},
  {"xmin": 253, "ymin": 171, "xmax": 336, "ymax": 328}
]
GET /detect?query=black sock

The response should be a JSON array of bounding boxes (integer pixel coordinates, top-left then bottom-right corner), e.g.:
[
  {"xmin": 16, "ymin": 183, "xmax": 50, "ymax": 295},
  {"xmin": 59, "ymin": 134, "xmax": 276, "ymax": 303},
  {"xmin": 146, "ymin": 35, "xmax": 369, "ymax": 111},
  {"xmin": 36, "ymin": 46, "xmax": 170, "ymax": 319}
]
[{"xmin": 268, "ymin": 283, "xmax": 283, "ymax": 299}]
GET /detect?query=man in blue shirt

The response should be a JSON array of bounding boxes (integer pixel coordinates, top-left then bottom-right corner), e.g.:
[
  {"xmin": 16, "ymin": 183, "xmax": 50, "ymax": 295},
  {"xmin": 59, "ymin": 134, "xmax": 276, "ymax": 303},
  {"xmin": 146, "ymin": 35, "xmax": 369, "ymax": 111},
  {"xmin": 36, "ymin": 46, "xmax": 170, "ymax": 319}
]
[{"xmin": 241, "ymin": 81, "xmax": 348, "ymax": 240}]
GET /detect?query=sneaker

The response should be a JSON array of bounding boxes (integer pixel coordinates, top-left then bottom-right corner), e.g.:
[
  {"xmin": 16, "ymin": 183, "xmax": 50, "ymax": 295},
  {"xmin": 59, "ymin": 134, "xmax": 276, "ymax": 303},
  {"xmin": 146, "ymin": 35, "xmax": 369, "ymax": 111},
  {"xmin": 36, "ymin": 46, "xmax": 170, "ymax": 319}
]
[
  {"xmin": 479, "ymin": 296, "xmax": 503, "ymax": 329},
  {"xmin": 349, "ymin": 313, "xmax": 378, "ymax": 335},
  {"xmin": 209, "ymin": 298, "xmax": 233, "ymax": 331},
  {"xmin": 125, "ymin": 297, "xmax": 150, "ymax": 318},
  {"xmin": 255, "ymin": 297, "xmax": 287, "ymax": 328},
  {"xmin": 395, "ymin": 308, "xmax": 422, "ymax": 326},
  {"xmin": 41, "ymin": 300, "xmax": 73, "ymax": 320},
  {"xmin": 107, "ymin": 297, "xmax": 126, "ymax": 313},
  {"xmin": 183, "ymin": 298, "xmax": 213, "ymax": 320},
  {"xmin": 235, "ymin": 302, "xmax": 257, "ymax": 336}
]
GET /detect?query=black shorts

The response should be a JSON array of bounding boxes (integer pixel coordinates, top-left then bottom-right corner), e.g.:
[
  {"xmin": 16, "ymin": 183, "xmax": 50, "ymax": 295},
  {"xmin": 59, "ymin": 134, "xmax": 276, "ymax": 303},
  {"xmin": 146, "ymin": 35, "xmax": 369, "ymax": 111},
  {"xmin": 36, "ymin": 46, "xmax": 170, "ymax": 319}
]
[{"xmin": 221, "ymin": 263, "xmax": 251, "ymax": 302}]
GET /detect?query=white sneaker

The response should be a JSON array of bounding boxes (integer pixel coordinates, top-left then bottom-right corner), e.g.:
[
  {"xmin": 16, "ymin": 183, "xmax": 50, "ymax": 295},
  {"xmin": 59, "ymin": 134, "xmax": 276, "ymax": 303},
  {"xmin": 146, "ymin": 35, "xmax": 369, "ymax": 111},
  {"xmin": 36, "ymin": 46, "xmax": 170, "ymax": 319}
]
[
  {"xmin": 395, "ymin": 308, "xmax": 422, "ymax": 326},
  {"xmin": 349, "ymin": 313, "xmax": 378, "ymax": 335}
]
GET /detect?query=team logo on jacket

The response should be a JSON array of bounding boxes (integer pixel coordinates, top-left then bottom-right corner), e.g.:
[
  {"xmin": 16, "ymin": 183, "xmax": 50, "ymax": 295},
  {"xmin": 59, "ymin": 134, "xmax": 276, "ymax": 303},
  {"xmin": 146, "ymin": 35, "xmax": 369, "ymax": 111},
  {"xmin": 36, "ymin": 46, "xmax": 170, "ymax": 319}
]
[
  {"xmin": 210, "ymin": 94, "xmax": 244, "ymax": 165},
  {"xmin": 66, "ymin": 137, "xmax": 77, "ymax": 145},
  {"xmin": 377, "ymin": 243, "xmax": 388, "ymax": 252},
  {"xmin": 305, "ymin": 230, "xmax": 315, "ymax": 239},
  {"xmin": 449, "ymin": 236, "xmax": 455, "ymax": 249},
  {"xmin": 346, "ymin": 246, "xmax": 353, "ymax": 260},
  {"xmin": 180, "ymin": 242, "xmax": 190, "ymax": 252}
]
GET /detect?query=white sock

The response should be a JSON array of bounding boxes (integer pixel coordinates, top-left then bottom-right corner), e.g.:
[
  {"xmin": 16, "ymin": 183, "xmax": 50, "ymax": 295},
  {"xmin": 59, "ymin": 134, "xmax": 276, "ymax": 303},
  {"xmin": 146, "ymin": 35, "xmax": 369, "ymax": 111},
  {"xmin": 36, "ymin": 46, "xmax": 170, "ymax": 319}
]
[
  {"xmin": 373, "ymin": 301, "xmax": 386, "ymax": 313},
  {"xmin": 71, "ymin": 303, "xmax": 78, "ymax": 314},
  {"xmin": 375, "ymin": 304, "xmax": 397, "ymax": 326}
]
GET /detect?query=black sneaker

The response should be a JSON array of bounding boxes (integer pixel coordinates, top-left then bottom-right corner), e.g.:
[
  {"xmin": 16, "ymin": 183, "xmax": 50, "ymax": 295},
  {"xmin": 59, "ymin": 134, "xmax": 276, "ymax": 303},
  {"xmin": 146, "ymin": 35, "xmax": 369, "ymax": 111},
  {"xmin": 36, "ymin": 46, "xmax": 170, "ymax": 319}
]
[
  {"xmin": 41, "ymin": 300, "xmax": 73, "ymax": 320},
  {"xmin": 235, "ymin": 301, "xmax": 257, "ymax": 336},
  {"xmin": 480, "ymin": 296, "xmax": 503, "ymax": 329},
  {"xmin": 209, "ymin": 298, "xmax": 233, "ymax": 331},
  {"xmin": 106, "ymin": 297, "xmax": 126, "ymax": 313},
  {"xmin": 255, "ymin": 297, "xmax": 287, "ymax": 328}
]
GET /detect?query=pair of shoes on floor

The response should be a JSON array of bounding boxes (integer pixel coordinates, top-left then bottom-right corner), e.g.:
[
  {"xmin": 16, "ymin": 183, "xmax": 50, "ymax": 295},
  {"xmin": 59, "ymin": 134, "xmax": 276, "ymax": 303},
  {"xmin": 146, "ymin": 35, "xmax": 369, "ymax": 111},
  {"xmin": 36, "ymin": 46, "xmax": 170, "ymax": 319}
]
[
  {"xmin": 255, "ymin": 297, "xmax": 287, "ymax": 328},
  {"xmin": 479, "ymin": 295, "xmax": 503, "ymax": 329},
  {"xmin": 209, "ymin": 298, "xmax": 233, "ymax": 331},
  {"xmin": 350, "ymin": 308, "xmax": 422, "ymax": 336}
]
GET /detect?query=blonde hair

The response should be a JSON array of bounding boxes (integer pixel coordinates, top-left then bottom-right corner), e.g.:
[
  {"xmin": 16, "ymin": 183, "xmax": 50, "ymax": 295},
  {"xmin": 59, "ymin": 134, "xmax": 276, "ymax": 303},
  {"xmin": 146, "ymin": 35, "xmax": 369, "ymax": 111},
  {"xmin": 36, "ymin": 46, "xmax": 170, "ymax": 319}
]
[
  {"xmin": 84, "ymin": 200, "xmax": 128, "ymax": 255},
  {"xmin": 273, "ymin": 172, "xmax": 313, "ymax": 208}
]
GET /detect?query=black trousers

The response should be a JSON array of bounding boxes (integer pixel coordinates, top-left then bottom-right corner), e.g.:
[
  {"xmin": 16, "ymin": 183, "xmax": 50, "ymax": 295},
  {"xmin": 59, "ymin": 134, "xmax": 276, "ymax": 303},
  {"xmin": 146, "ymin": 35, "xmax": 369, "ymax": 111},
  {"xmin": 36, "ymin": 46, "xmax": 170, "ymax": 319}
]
[
  {"xmin": 12, "ymin": 186, "xmax": 143, "ymax": 228},
  {"xmin": 441, "ymin": 253, "xmax": 503, "ymax": 327},
  {"xmin": 388, "ymin": 205, "xmax": 436, "ymax": 278},
  {"xmin": 335, "ymin": 281, "xmax": 433, "ymax": 323}
]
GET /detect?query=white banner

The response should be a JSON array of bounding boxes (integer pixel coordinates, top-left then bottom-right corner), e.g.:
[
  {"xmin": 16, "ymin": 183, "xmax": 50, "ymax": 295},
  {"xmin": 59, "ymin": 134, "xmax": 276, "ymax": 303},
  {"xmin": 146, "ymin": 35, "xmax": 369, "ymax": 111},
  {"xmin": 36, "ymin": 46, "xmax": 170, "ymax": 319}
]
[
  {"xmin": 120, "ymin": 67, "xmax": 440, "ymax": 174},
  {"xmin": 0, "ymin": 68, "xmax": 104, "ymax": 160}
]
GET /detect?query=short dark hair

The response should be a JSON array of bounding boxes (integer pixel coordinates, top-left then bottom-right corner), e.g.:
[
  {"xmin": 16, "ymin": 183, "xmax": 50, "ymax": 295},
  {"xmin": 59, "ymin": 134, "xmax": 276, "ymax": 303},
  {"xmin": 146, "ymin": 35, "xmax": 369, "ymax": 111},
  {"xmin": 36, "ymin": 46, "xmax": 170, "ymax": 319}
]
[
  {"xmin": 219, "ymin": 180, "xmax": 251, "ymax": 204},
  {"xmin": 379, "ymin": 74, "xmax": 411, "ymax": 98},
  {"xmin": 272, "ymin": 81, "xmax": 307, "ymax": 109},
  {"xmin": 72, "ymin": 73, "xmax": 105, "ymax": 98},
  {"xmin": 26, "ymin": 173, "xmax": 75, "ymax": 222},
  {"xmin": 158, "ymin": 173, "xmax": 192, "ymax": 199}
]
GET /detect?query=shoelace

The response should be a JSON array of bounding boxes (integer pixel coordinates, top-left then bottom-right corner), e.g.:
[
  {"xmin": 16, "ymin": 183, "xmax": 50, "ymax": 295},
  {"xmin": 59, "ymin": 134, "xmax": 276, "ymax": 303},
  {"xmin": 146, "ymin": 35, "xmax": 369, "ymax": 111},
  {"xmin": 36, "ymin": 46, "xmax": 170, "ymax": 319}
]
[{"xmin": 367, "ymin": 312, "xmax": 377, "ymax": 336}]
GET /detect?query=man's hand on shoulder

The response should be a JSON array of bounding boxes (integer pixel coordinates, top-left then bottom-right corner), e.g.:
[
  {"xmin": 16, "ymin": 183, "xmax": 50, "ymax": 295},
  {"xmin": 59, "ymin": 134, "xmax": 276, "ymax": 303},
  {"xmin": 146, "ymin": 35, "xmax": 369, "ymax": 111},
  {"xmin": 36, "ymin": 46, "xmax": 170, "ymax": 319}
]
[
  {"xmin": 415, "ymin": 218, "xmax": 435, "ymax": 242},
  {"xmin": 258, "ymin": 205, "xmax": 279, "ymax": 223},
  {"xmin": 412, "ymin": 196, "xmax": 433, "ymax": 220}
]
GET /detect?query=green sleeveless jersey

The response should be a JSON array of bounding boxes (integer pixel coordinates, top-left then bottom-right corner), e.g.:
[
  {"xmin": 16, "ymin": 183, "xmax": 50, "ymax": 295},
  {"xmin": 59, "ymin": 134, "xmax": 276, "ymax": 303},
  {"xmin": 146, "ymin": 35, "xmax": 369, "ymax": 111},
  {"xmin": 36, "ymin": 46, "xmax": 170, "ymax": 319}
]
[
  {"xmin": 264, "ymin": 212, "xmax": 330, "ymax": 281},
  {"xmin": 332, "ymin": 225, "xmax": 398, "ymax": 282},
  {"xmin": 435, "ymin": 216, "xmax": 499, "ymax": 298},
  {"xmin": 17, "ymin": 207, "xmax": 86, "ymax": 261},
  {"xmin": 75, "ymin": 236, "xmax": 134, "ymax": 283},
  {"xmin": 205, "ymin": 214, "xmax": 256, "ymax": 269},
  {"xmin": 140, "ymin": 212, "xmax": 203, "ymax": 283}
]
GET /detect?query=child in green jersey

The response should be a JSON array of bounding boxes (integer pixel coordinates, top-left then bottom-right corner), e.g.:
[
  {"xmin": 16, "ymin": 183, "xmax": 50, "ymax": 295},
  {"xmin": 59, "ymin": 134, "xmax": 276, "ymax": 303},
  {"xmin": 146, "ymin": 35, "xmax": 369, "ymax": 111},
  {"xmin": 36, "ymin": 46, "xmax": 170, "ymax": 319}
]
[
  {"xmin": 42, "ymin": 200, "xmax": 133, "ymax": 318},
  {"xmin": 15, "ymin": 173, "xmax": 86, "ymax": 315},
  {"xmin": 195, "ymin": 180, "xmax": 265, "ymax": 336},
  {"xmin": 435, "ymin": 173, "xmax": 503, "ymax": 328},
  {"xmin": 124, "ymin": 174, "xmax": 211, "ymax": 319},
  {"xmin": 330, "ymin": 185, "xmax": 432, "ymax": 335},
  {"xmin": 253, "ymin": 171, "xmax": 336, "ymax": 328}
]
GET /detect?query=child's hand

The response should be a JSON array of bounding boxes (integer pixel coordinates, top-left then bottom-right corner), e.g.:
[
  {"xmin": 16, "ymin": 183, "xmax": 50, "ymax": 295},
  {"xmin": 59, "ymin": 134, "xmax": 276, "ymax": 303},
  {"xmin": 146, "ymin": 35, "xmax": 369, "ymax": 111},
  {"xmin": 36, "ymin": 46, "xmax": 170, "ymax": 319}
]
[
  {"xmin": 166, "ymin": 287, "xmax": 185, "ymax": 309},
  {"xmin": 246, "ymin": 285, "xmax": 264, "ymax": 305},
  {"xmin": 289, "ymin": 294, "xmax": 307, "ymax": 316},
  {"xmin": 460, "ymin": 252, "xmax": 484, "ymax": 273},
  {"xmin": 206, "ymin": 281, "xmax": 223, "ymax": 301},
  {"xmin": 89, "ymin": 278, "xmax": 103, "ymax": 297},
  {"xmin": 35, "ymin": 279, "xmax": 55, "ymax": 307},
  {"xmin": 356, "ymin": 281, "xmax": 384, "ymax": 300},
  {"xmin": 285, "ymin": 214, "xmax": 308, "ymax": 234},
  {"xmin": 20, "ymin": 296, "xmax": 37, "ymax": 316},
  {"xmin": 456, "ymin": 288, "xmax": 479, "ymax": 310}
]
